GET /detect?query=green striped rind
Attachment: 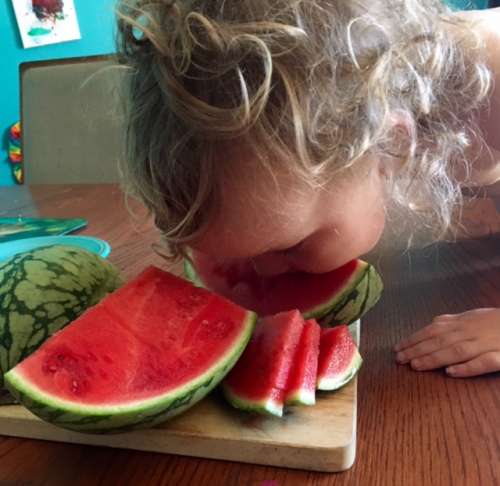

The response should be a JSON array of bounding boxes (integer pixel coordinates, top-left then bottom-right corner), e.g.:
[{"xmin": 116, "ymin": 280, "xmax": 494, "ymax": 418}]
[
  {"xmin": 0, "ymin": 245, "xmax": 122, "ymax": 387},
  {"xmin": 303, "ymin": 261, "xmax": 369, "ymax": 321},
  {"xmin": 284, "ymin": 388, "xmax": 315, "ymax": 407},
  {"xmin": 318, "ymin": 264, "xmax": 383, "ymax": 326},
  {"xmin": 221, "ymin": 384, "xmax": 283, "ymax": 417},
  {"xmin": 183, "ymin": 258, "xmax": 204, "ymax": 288},
  {"xmin": 5, "ymin": 311, "xmax": 257, "ymax": 433},
  {"xmin": 316, "ymin": 350, "xmax": 363, "ymax": 391}
]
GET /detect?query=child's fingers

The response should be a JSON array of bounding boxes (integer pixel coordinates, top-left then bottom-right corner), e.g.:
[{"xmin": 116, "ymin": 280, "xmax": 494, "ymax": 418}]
[
  {"xmin": 446, "ymin": 352, "xmax": 500, "ymax": 378},
  {"xmin": 395, "ymin": 330, "xmax": 464, "ymax": 364},
  {"xmin": 409, "ymin": 340, "xmax": 478, "ymax": 371},
  {"xmin": 394, "ymin": 317, "xmax": 457, "ymax": 352}
]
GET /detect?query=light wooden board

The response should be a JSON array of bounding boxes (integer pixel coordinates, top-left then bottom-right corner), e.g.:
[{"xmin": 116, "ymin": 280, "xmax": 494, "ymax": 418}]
[{"xmin": 0, "ymin": 322, "xmax": 360, "ymax": 472}]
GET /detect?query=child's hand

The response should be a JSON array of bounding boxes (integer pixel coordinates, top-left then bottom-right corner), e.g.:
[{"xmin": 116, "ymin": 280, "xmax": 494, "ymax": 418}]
[{"xmin": 394, "ymin": 308, "xmax": 500, "ymax": 377}]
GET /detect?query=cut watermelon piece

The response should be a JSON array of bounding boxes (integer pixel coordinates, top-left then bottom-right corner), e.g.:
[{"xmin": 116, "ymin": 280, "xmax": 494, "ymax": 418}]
[
  {"xmin": 185, "ymin": 252, "xmax": 383, "ymax": 325},
  {"xmin": 284, "ymin": 319, "xmax": 321, "ymax": 406},
  {"xmin": 4, "ymin": 267, "xmax": 256, "ymax": 433},
  {"xmin": 316, "ymin": 325, "xmax": 362, "ymax": 391},
  {"xmin": 222, "ymin": 310, "xmax": 304, "ymax": 417}
]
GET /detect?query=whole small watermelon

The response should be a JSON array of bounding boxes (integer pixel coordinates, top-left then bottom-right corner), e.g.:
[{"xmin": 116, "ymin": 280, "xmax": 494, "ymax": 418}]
[{"xmin": 0, "ymin": 245, "xmax": 122, "ymax": 387}]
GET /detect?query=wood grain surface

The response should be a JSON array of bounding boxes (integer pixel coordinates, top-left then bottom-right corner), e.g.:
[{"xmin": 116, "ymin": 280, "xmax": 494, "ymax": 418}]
[{"xmin": 1, "ymin": 184, "xmax": 499, "ymax": 486}]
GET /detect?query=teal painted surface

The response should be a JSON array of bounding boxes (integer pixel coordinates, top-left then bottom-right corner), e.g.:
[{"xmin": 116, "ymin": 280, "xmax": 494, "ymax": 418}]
[
  {"xmin": 447, "ymin": 0, "xmax": 489, "ymax": 9},
  {"xmin": 0, "ymin": 0, "xmax": 117, "ymax": 186}
]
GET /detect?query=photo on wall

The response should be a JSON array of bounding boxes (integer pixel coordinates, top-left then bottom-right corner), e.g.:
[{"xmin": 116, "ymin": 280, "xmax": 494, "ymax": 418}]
[{"xmin": 12, "ymin": 0, "xmax": 81, "ymax": 49}]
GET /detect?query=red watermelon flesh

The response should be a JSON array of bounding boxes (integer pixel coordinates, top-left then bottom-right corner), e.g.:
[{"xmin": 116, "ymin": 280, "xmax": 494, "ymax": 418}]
[
  {"xmin": 185, "ymin": 251, "xmax": 377, "ymax": 323},
  {"xmin": 284, "ymin": 319, "xmax": 321, "ymax": 406},
  {"xmin": 4, "ymin": 267, "xmax": 256, "ymax": 432},
  {"xmin": 317, "ymin": 325, "xmax": 362, "ymax": 391},
  {"xmin": 222, "ymin": 310, "xmax": 305, "ymax": 417}
]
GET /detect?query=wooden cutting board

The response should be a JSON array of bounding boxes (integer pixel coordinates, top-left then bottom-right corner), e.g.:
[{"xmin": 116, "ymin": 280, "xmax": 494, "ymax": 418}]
[{"xmin": 0, "ymin": 322, "xmax": 360, "ymax": 472}]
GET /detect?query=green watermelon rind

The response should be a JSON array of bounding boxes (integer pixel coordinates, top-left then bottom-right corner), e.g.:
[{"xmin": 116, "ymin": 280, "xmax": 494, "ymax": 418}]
[
  {"xmin": 183, "ymin": 258, "xmax": 204, "ymax": 288},
  {"xmin": 316, "ymin": 350, "xmax": 363, "ymax": 391},
  {"xmin": 302, "ymin": 260, "xmax": 369, "ymax": 320},
  {"xmin": 221, "ymin": 384, "xmax": 284, "ymax": 417},
  {"xmin": 4, "ymin": 311, "xmax": 257, "ymax": 433},
  {"xmin": 318, "ymin": 264, "xmax": 383, "ymax": 326}
]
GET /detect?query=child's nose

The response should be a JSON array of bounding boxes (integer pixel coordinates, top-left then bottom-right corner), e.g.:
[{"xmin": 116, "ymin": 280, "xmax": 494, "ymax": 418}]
[{"xmin": 251, "ymin": 252, "xmax": 292, "ymax": 277}]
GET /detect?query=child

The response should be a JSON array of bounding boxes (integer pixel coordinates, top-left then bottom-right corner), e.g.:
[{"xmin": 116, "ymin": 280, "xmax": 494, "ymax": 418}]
[{"xmin": 116, "ymin": 0, "xmax": 500, "ymax": 377}]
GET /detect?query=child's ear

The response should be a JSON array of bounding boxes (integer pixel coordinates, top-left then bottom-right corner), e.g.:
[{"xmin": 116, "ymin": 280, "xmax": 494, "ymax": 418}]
[{"xmin": 378, "ymin": 110, "xmax": 416, "ymax": 177}]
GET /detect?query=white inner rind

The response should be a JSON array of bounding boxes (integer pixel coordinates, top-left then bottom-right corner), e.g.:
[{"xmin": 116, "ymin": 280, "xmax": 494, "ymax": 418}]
[
  {"xmin": 223, "ymin": 386, "xmax": 284, "ymax": 417},
  {"xmin": 5, "ymin": 312, "xmax": 256, "ymax": 416},
  {"xmin": 261, "ymin": 398, "xmax": 283, "ymax": 416},
  {"xmin": 285, "ymin": 388, "xmax": 315, "ymax": 406}
]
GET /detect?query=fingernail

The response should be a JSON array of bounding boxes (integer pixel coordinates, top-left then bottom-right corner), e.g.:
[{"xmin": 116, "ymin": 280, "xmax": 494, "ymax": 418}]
[
  {"xmin": 396, "ymin": 352, "xmax": 407, "ymax": 364},
  {"xmin": 411, "ymin": 359, "xmax": 422, "ymax": 370}
]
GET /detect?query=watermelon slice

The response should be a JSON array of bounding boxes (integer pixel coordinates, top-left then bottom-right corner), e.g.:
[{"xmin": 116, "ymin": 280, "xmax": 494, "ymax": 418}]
[
  {"xmin": 222, "ymin": 310, "xmax": 304, "ymax": 417},
  {"xmin": 4, "ymin": 267, "xmax": 256, "ymax": 433},
  {"xmin": 284, "ymin": 319, "xmax": 321, "ymax": 406},
  {"xmin": 316, "ymin": 325, "xmax": 362, "ymax": 391},
  {"xmin": 184, "ymin": 252, "xmax": 383, "ymax": 325}
]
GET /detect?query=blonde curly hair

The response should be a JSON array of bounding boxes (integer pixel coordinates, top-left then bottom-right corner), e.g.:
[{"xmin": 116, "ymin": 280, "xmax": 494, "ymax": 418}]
[{"xmin": 116, "ymin": 0, "xmax": 491, "ymax": 258}]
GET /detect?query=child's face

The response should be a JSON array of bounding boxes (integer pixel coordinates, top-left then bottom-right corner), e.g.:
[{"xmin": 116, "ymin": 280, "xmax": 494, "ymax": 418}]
[{"xmin": 191, "ymin": 147, "xmax": 386, "ymax": 276}]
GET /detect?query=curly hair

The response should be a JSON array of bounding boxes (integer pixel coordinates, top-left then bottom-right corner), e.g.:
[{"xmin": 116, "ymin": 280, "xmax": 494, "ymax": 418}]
[{"xmin": 116, "ymin": 0, "xmax": 492, "ymax": 258}]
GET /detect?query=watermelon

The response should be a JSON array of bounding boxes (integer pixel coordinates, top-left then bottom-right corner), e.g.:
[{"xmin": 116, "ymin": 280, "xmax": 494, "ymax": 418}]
[
  {"xmin": 222, "ymin": 310, "xmax": 304, "ymax": 417},
  {"xmin": 184, "ymin": 252, "xmax": 383, "ymax": 325},
  {"xmin": 0, "ymin": 245, "xmax": 122, "ymax": 388},
  {"xmin": 4, "ymin": 266, "xmax": 256, "ymax": 433},
  {"xmin": 316, "ymin": 325, "xmax": 362, "ymax": 391},
  {"xmin": 284, "ymin": 319, "xmax": 321, "ymax": 406}
]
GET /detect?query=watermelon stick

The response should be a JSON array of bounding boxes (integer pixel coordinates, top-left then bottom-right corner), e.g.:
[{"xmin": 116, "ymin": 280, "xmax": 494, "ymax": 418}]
[
  {"xmin": 284, "ymin": 319, "xmax": 321, "ymax": 406},
  {"xmin": 316, "ymin": 326, "xmax": 363, "ymax": 391}
]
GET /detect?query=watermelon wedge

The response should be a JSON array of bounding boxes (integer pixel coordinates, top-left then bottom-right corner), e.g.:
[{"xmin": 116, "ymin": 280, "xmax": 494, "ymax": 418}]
[
  {"xmin": 4, "ymin": 267, "xmax": 256, "ymax": 433},
  {"xmin": 222, "ymin": 310, "xmax": 304, "ymax": 417},
  {"xmin": 184, "ymin": 252, "xmax": 383, "ymax": 325},
  {"xmin": 316, "ymin": 325, "xmax": 362, "ymax": 391},
  {"xmin": 284, "ymin": 319, "xmax": 321, "ymax": 406}
]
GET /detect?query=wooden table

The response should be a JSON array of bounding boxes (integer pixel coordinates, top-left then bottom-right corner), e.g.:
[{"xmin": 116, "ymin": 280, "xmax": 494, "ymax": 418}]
[{"xmin": 1, "ymin": 184, "xmax": 499, "ymax": 486}]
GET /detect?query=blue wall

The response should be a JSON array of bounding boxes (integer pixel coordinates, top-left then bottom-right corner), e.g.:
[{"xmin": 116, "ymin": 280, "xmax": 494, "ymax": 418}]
[{"xmin": 0, "ymin": 0, "xmax": 117, "ymax": 186}]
